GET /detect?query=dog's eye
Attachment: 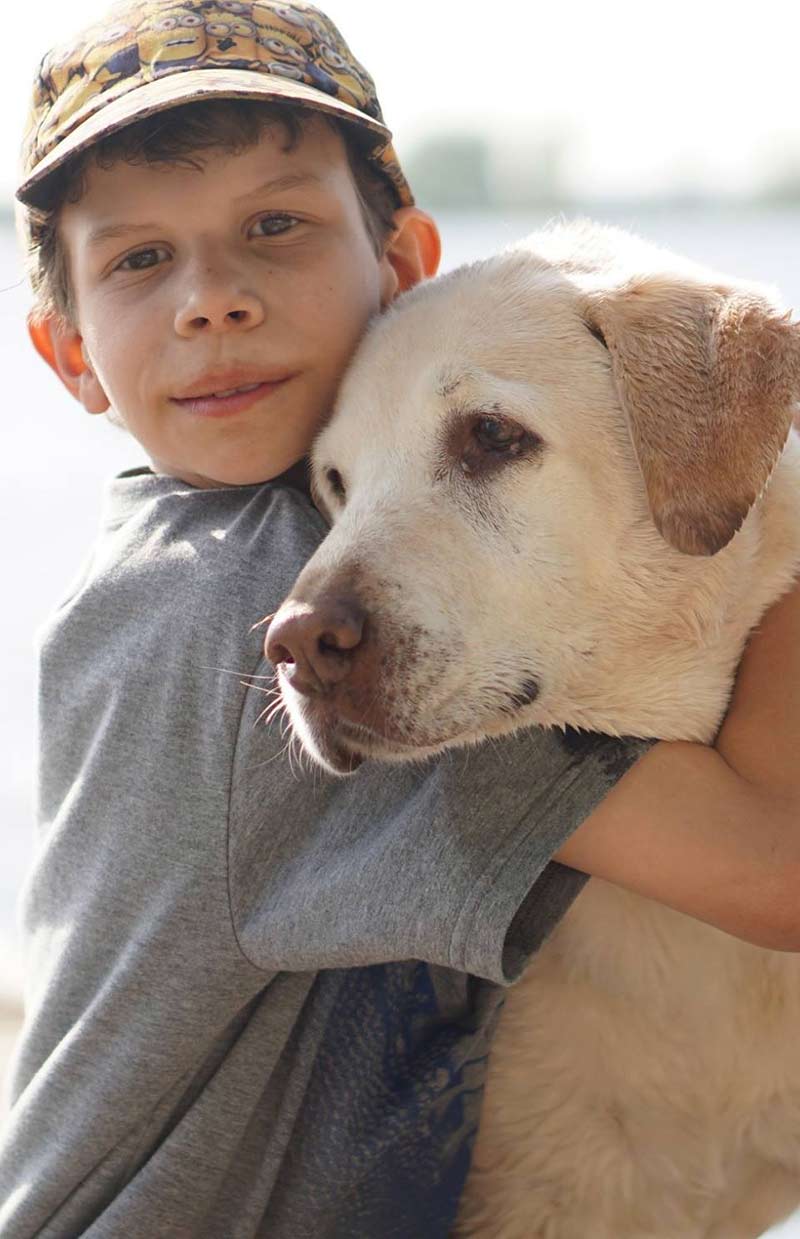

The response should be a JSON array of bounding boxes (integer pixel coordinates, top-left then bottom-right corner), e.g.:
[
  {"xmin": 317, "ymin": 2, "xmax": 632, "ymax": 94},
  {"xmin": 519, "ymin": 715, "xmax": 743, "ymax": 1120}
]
[
  {"xmin": 436, "ymin": 410, "xmax": 543, "ymax": 485},
  {"xmin": 474, "ymin": 415, "xmax": 523, "ymax": 453},
  {"xmin": 471, "ymin": 415, "xmax": 540, "ymax": 463},
  {"xmin": 326, "ymin": 468, "xmax": 346, "ymax": 501}
]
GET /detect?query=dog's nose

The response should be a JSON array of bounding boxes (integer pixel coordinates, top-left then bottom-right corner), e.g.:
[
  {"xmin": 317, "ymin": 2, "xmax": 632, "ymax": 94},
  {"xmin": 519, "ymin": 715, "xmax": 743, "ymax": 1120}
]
[{"xmin": 265, "ymin": 597, "xmax": 366, "ymax": 695}]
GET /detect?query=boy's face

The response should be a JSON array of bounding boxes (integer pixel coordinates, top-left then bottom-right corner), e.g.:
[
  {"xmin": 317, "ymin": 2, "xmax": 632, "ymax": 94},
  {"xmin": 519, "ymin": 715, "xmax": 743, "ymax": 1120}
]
[{"xmin": 54, "ymin": 117, "xmax": 436, "ymax": 488}]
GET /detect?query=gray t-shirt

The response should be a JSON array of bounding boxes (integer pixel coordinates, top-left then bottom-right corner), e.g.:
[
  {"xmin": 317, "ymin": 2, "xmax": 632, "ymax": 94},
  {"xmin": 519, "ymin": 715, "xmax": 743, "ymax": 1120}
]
[{"xmin": 0, "ymin": 470, "xmax": 653, "ymax": 1239}]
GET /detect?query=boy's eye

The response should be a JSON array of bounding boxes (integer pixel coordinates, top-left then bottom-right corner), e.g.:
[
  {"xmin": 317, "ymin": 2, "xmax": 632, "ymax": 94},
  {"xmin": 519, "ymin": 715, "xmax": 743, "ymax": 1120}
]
[
  {"xmin": 116, "ymin": 246, "xmax": 170, "ymax": 272},
  {"xmin": 249, "ymin": 214, "xmax": 300, "ymax": 238}
]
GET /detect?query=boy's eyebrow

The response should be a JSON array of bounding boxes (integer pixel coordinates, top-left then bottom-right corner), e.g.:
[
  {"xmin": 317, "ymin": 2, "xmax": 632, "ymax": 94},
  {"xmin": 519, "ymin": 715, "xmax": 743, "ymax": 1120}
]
[
  {"xmin": 85, "ymin": 173, "xmax": 327, "ymax": 247},
  {"xmin": 87, "ymin": 222, "xmax": 162, "ymax": 248},
  {"xmin": 236, "ymin": 171, "xmax": 326, "ymax": 200}
]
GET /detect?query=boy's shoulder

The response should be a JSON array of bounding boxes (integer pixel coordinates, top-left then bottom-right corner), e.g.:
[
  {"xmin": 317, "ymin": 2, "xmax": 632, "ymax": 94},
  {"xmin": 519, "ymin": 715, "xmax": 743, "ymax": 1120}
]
[
  {"xmin": 41, "ymin": 469, "xmax": 328, "ymax": 690},
  {"xmin": 98, "ymin": 467, "xmax": 326, "ymax": 609}
]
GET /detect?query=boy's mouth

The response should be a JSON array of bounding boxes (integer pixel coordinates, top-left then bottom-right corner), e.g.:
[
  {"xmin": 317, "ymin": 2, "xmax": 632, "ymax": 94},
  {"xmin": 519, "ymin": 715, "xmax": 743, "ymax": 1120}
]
[{"xmin": 170, "ymin": 369, "xmax": 295, "ymax": 418}]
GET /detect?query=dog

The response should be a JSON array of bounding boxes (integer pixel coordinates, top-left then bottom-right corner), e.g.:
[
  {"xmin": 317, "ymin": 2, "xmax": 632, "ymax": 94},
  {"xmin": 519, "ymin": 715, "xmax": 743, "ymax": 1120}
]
[{"xmin": 265, "ymin": 221, "xmax": 800, "ymax": 1238}]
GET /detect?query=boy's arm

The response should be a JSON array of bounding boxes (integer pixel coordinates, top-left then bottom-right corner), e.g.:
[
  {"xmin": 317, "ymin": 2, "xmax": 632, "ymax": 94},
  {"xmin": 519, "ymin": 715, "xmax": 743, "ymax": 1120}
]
[{"xmin": 552, "ymin": 576, "xmax": 800, "ymax": 951}]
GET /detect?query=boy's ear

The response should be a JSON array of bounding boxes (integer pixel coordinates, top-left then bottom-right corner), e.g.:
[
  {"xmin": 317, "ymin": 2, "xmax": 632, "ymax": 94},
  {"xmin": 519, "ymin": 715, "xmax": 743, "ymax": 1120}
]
[
  {"xmin": 381, "ymin": 208, "xmax": 441, "ymax": 302},
  {"xmin": 27, "ymin": 314, "xmax": 110, "ymax": 415}
]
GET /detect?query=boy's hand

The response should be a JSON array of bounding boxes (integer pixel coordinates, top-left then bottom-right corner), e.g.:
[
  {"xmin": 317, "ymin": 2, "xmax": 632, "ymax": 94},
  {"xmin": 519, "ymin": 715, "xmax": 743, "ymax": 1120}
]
[{"xmin": 553, "ymin": 575, "xmax": 800, "ymax": 951}]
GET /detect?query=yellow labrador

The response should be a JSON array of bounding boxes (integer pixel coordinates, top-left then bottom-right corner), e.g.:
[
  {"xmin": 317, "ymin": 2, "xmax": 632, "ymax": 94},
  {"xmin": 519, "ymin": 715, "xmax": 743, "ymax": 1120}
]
[{"xmin": 266, "ymin": 222, "xmax": 800, "ymax": 1238}]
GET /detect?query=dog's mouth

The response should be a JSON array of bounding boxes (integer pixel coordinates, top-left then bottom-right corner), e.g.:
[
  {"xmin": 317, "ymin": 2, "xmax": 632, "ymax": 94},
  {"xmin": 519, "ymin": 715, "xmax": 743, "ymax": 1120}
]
[
  {"xmin": 283, "ymin": 674, "xmax": 542, "ymax": 776},
  {"xmin": 315, "ymin": 727, "xmax": 368, "ymax": 775},
  {"xmin": 335, "ymin": 718, "xmax": 439, "ymax": 761},
  {"xmin": 294, "ymin": 707, "xmax": 454, "ymax": 776}
]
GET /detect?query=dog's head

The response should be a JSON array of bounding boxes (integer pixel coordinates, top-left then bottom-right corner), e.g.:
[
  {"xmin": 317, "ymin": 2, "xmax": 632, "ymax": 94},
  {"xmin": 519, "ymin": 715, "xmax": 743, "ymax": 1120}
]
[{"xmin": 266, "ymin": 222, "xmax": 800, "ymax": 774}]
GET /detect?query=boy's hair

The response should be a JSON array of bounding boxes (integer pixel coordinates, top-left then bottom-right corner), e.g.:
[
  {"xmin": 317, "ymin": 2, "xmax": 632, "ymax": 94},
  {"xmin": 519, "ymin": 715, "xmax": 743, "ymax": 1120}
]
[{"xmin": 23, "ymin": 98, "xmax": 398, "ymax": 327}]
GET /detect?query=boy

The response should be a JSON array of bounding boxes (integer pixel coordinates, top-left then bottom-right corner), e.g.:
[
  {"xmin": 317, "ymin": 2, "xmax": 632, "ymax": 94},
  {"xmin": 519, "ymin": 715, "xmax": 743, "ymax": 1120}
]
[{"xmin": 1, "ymin": 2, "xmax": 798, "ymax": 1236}]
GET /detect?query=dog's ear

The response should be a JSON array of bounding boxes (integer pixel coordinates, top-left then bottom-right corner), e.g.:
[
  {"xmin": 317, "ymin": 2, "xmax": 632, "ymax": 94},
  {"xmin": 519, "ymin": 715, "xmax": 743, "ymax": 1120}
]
[{"xmin": 583, "ymin": 276, "xmax": 800, "ymax": 555}]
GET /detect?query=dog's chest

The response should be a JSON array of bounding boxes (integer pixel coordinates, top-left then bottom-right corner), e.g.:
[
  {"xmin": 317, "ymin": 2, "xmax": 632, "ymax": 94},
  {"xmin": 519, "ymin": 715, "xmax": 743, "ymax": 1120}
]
[
  {"xmin": 521, "ymin": 879, "xmax": 800, "ymax": 1076},
  {"xmin": 460, "ymin": 882, "xmax": 800, "ymax": 1237}
]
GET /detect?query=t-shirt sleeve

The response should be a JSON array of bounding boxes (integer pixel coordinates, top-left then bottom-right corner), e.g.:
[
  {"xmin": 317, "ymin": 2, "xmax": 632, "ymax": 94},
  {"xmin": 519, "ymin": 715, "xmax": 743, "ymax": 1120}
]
[{"xmin": 228, "ymin": 662, "xmax": 656, "ymax": 984}]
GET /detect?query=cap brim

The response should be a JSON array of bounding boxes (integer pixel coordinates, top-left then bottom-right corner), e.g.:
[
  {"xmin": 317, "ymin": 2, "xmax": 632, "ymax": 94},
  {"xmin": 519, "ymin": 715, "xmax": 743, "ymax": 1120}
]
[{"xmin": 17, "ymin": 67, "xmax": 393, "ymax": 205}]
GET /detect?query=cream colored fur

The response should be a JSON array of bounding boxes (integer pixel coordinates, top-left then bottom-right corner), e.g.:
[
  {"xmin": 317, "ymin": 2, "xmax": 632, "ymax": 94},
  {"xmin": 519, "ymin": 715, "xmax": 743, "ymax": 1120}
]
[{"xmin": 277, "ymin": 221, "xmax": 800, "ymax": 1237}]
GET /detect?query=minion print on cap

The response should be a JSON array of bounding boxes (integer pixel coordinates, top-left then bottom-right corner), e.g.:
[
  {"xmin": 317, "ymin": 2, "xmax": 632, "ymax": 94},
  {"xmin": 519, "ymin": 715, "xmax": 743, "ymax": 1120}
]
[{"xmin": 17, "ymin": 0, "xmax": 413, "ymax": 209}]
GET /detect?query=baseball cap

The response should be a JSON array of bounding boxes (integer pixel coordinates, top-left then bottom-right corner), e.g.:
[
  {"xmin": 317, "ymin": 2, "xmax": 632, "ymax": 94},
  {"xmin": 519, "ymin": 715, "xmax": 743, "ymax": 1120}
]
[{"xmin": 17, "ymin": 0, "xmax": 413, "ymax": 208}]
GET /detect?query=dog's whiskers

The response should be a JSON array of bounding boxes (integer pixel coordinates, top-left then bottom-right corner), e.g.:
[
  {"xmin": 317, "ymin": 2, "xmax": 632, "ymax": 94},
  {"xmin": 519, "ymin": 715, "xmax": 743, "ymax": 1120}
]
[
  {"xmin": 248, "ymin": 612, "xmax": 275, "ymax": 633},
  {"xmin": 255, "ymin": 696, "xmax": 288, "ymax": 729},
  {"xmin": 242, "ymin": 680, "xmax": 280, "ymax": 697},
  {"xmin": 201, "ymin": 663, "xmax": 275, "ymax": 680}
]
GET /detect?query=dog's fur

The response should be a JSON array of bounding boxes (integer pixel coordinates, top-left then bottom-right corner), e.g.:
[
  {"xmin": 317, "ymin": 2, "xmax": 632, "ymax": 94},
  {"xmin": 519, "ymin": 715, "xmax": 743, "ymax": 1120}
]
[{"xmin": 268, "ymin": 222, "xmax": 800, "ymax": 1237}]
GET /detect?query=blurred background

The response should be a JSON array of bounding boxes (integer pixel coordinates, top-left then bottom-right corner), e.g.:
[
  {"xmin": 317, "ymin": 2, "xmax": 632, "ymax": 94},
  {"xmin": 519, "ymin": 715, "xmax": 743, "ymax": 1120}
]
[{"xmin": 1, "ymin": 3, "xmax": 799, "ymax": 1229}]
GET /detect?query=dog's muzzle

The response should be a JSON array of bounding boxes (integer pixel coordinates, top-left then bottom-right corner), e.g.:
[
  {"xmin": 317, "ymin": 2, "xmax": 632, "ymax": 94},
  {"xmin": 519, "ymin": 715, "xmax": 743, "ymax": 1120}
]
[{"xmin": 265, "ymin": 586, "xmax": 543, "ymax": 774}]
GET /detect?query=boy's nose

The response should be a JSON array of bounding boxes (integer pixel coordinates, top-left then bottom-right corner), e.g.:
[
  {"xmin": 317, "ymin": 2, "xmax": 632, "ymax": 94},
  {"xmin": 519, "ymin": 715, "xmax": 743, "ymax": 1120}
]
[{"xmin": 174, "ymin": 280, "xmax": 265, "ymax": 336}]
